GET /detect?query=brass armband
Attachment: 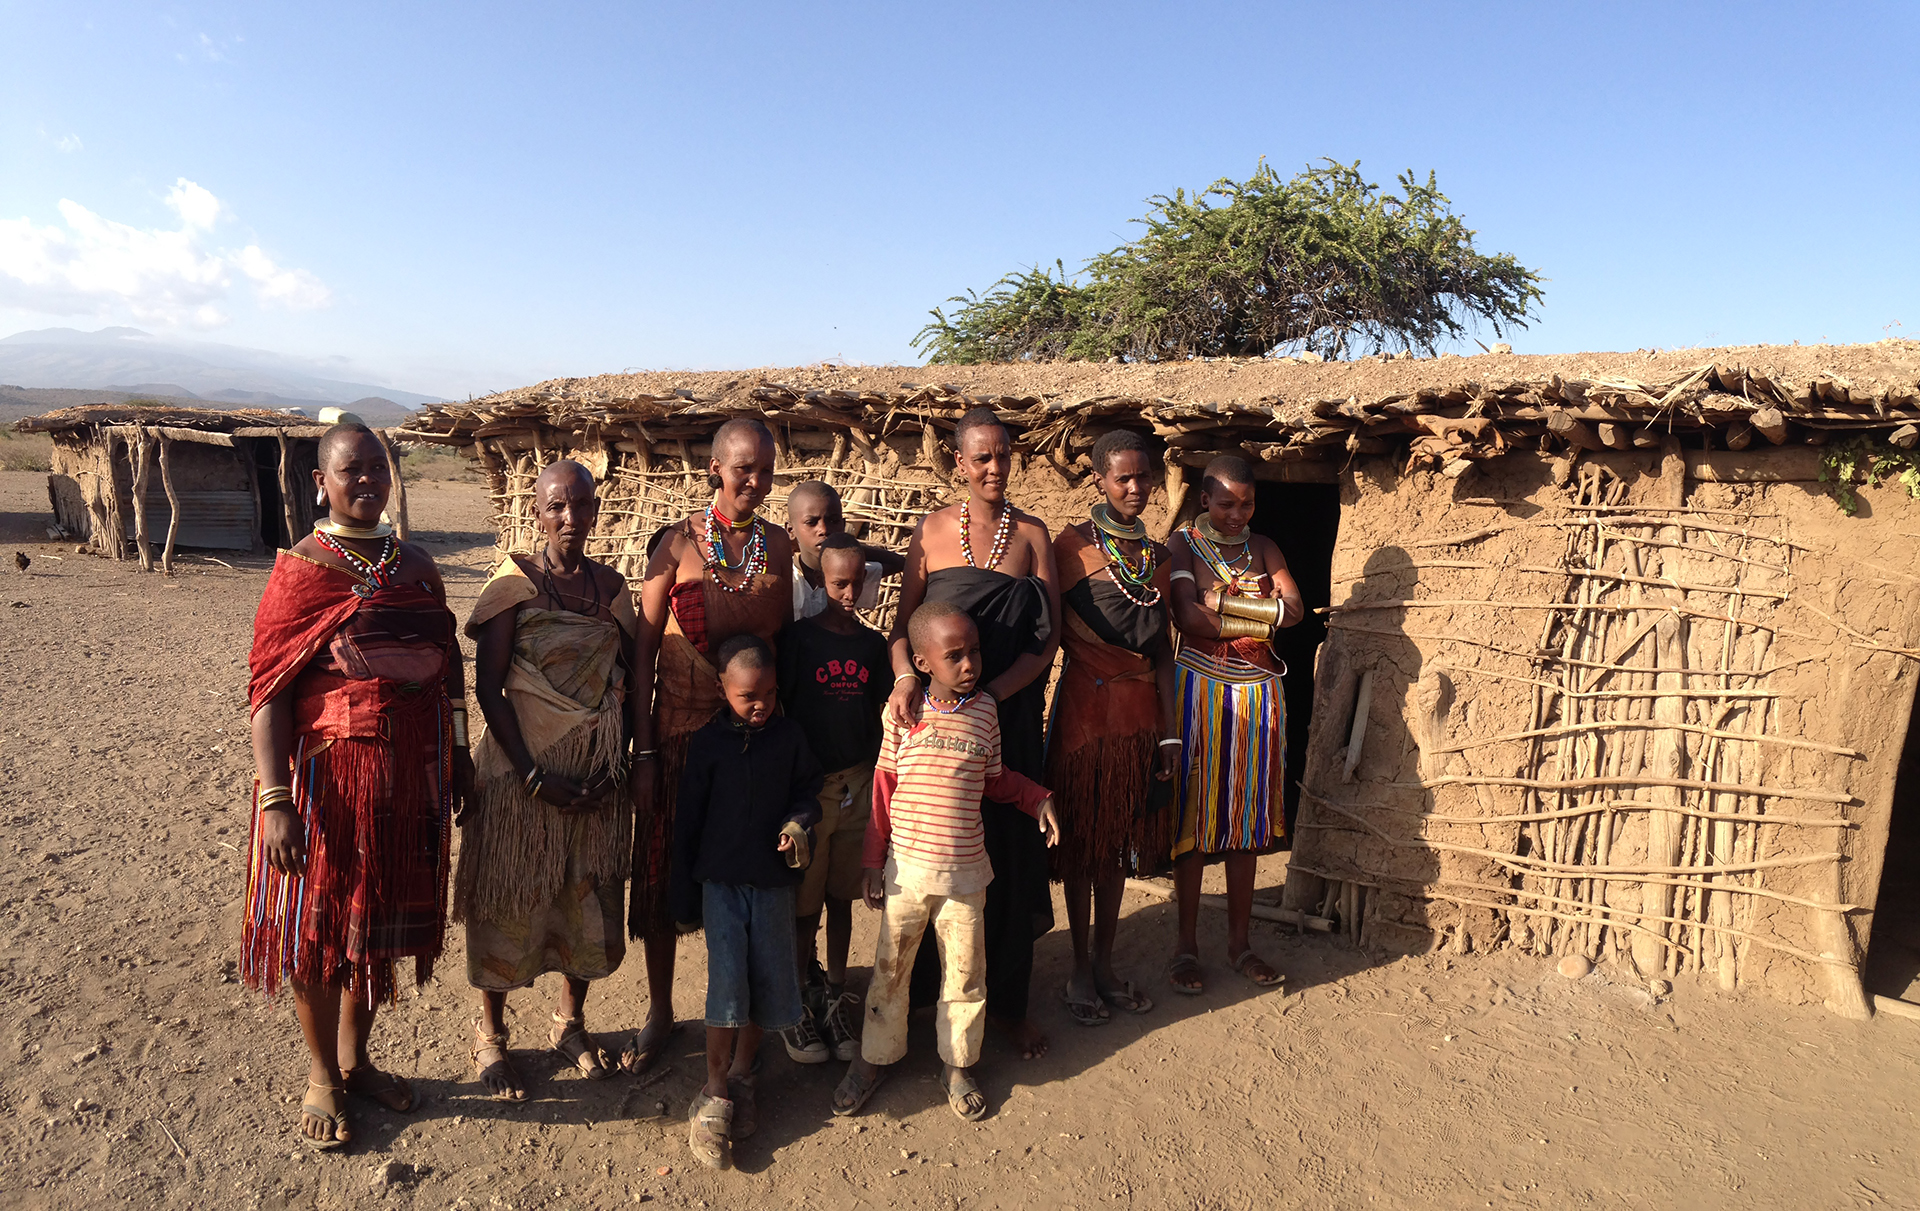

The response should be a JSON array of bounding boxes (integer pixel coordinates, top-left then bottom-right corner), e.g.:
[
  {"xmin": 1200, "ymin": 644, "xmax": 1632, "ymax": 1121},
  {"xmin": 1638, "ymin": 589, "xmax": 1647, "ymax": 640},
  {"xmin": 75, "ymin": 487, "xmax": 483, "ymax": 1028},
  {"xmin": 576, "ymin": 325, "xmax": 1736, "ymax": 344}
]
[
  {"xmin": 1215, "ymin": 614, "xmax": 1273, "ymax": 641},
  {"xmin": 1215, "ymin": 595, "xmax": 1282, "ymax": 626}
]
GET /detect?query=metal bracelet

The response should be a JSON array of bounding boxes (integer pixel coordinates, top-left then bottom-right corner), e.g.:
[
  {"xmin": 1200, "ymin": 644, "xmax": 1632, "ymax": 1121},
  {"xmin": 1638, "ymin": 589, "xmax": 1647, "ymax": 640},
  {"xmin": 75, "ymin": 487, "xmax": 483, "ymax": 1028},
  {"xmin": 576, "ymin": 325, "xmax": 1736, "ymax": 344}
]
[
  {"xmin": 1214, "ymin": 614, "xmax": 1273, "ymax": 641},
  {"xmin": 1214, "ymin": 594, "xmax": 1282, "ymax": 626}
]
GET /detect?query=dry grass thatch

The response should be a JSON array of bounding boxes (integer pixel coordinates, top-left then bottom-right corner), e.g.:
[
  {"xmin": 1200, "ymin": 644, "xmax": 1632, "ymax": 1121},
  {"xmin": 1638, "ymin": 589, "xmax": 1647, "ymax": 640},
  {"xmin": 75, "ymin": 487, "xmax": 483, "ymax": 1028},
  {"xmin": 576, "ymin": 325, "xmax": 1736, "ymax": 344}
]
[{"xmin": 393, "ymin": 343, "xmax": 1920, "ymax": 597}]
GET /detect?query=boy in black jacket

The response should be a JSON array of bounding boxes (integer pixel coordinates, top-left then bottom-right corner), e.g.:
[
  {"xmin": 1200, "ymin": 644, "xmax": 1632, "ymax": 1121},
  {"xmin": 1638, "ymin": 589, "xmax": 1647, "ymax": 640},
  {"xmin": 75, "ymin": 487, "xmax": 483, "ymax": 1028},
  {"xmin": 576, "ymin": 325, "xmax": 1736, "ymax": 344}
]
[{"xmin": 672, "ymin": 634, "xmax": 823, "ymax": 1170}]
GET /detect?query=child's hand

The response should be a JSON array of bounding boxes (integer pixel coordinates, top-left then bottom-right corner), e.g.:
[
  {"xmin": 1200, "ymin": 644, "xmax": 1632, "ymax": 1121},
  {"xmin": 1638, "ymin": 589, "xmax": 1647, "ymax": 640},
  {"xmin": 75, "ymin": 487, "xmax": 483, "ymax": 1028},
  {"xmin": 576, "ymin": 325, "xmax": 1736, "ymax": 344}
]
[
  {"xmin": 1155, "ymin": 740, "xmax": 1181, "ymax": 782},
  {"xmin": 885, "ymin": 677, "xmax": 924, "ymax": 729},
  {"xmin": 862, "ymin": 867, "xmax": 885, "ymax": 910},
  {"xmin": 1037, "ymin": 798, "xmax": 1060, "ymax": 848},
  {"xmin": 779, "ymin": 821, "xmax": 811, "ymax": 869}
]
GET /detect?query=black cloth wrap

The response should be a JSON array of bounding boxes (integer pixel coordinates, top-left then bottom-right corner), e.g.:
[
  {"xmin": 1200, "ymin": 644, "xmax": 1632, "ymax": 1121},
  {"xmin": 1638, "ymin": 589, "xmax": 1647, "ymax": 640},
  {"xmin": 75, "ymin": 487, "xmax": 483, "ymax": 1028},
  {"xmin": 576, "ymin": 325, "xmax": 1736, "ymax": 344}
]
[{"xmin": 908, "ymin": 566, "xmax": 1053, "ymax": 1021}]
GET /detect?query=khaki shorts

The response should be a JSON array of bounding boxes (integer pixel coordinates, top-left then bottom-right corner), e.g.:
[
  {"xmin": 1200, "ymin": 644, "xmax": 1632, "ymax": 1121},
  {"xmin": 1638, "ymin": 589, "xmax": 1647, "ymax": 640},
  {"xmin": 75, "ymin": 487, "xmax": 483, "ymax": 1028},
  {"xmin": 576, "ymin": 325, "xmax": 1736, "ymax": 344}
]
[{"xmin": 798, "ymin": 764, "xmax": 873, "ymax": 916}]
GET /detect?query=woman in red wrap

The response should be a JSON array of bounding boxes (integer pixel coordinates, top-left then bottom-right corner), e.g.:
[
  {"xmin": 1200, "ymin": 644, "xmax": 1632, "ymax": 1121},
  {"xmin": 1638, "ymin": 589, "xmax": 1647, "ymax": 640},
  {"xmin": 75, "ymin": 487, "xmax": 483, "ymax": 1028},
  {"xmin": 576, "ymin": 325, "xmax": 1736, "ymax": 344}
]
[
  {"xmin": 242, "ymin": 423, "xmax": 470, "ymax": 1151},
  {"xmin": 1044, "ymin": 429, "xmax": 1179, "ymax": 1025}
]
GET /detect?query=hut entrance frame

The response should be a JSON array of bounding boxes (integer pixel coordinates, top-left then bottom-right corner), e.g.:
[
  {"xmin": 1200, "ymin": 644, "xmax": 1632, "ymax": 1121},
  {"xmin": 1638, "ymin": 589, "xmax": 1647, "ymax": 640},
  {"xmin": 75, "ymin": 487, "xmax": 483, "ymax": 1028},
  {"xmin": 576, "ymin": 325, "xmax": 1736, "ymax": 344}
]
[
  {"xmin": 1866, "ymin": 687, "xmax": 1920, "ymax": 1004},
  {"xmin": 1251, "ymin": 479, "xmax": 1343, "ymax": 839}
]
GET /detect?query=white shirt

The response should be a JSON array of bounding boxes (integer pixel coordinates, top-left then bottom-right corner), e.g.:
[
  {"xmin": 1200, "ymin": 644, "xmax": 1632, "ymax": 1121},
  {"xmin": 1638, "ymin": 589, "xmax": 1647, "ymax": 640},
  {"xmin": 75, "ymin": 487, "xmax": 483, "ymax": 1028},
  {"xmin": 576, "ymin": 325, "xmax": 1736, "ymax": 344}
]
[{"xmin": 793, "ymin": 557, "xmax": 884, "ymax": 619}]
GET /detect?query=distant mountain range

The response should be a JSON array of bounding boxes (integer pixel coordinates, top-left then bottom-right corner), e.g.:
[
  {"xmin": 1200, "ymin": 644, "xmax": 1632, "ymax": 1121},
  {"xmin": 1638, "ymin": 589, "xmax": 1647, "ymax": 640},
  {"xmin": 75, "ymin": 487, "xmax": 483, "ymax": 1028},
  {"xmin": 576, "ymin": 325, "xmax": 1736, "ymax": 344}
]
[{"xmin": 0, "ymin": 327, "xmax": 449, "ymax": 419}]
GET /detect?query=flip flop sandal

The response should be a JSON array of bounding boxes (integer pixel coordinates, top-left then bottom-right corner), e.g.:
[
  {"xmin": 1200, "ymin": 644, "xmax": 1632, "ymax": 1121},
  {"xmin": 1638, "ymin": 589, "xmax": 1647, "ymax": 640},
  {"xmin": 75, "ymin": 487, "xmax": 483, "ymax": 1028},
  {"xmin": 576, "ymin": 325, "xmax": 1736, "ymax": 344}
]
[
  {"xmin": 471, "ymin": 1023, "xmax": 527, "ymax": 1102},
  {"xmin": 1097, "ymin": 980, "xmax": 1154, "ymax": 1015},
  {"xmin": 299, "ymin": 1081, "xmax": 350, "ymax": 1152},
  {"xmin": 831, "ymin": 1064, "xmax": 888, "ymax": 1117},
  {"xmin": 1166, "ymin": 952, "xmax": 1204, "ymax": 997},
  {"xmin": 619, "ymin": 1020, "xmax": 680, "ymax": 1076},
  {"xmin": 945, "ymin": 1070, "xmax": 988, "ymax": 1122},
  {"xmin": 1230, "ymin": 948, "xmax": 1284, "ymax": 989},
  {"xmin": 727, "ymin": 1072, "xmax": 758, "ymax": 1140},
  {"xmin": 342, "ymin": 1065, "xmax": 417, "ymax": 1112},
  {"xmin": 687, "ymin": 1091, "xmax": 733, "ymax": 1170},
  {"xmin": 1062, "ymin": 981, "xmax": 1111, "ymax": 1027},
  {"xmin": 550, "ymin": 1012, "xmax": 611, "ymax": 1080}
]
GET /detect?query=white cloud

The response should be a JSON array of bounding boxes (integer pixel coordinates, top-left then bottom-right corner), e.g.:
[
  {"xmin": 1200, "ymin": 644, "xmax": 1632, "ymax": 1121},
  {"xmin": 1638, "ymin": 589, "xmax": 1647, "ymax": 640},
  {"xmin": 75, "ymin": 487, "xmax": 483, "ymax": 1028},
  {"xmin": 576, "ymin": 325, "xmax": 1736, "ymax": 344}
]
[
  {"xmin": 37, "ymin": 126, "xmax": 83, "ymax": 154},
  {"xmin": 235, "ymin": 245, "xmax": 330, "ymax": 309},
  {"xmin": 0, "ymin": 179, "xmax": 328, "ymax": 327},
  {"xmin": 167, "ymin": 179, "xmax": 223, "ymax": 230}
]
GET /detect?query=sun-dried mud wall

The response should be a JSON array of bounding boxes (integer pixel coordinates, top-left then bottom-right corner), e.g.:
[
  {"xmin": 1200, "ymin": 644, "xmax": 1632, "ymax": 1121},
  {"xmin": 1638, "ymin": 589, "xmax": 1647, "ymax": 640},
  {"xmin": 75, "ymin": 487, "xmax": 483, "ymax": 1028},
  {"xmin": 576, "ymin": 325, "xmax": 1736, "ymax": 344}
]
[
  {"xmin": 1286, "ymin": 447, "xmax": 1920, "ymax": 1015},
  {"xmin": 473, "ymin": 432, "xmax": 1159, "ymax": 633}
]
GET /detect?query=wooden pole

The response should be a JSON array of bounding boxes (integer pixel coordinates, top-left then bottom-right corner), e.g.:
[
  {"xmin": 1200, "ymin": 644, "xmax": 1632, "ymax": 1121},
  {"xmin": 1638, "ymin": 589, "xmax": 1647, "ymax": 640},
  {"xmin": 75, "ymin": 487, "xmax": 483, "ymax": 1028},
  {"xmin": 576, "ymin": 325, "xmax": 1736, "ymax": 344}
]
[
  {"xmin": 157, "ymin": 431, "xmax": 182, "ymax": 575},
  {"xmin": 131, "ymin": 429, "xmax": 155, "ymax": 572},
  {"xmin": 101, "ymin": 437, "xmax": 126, "ymax": 560},
  {"xmin": 1342, "ymin": 670, "xmax": 1375, "ymax": 783},
  {"xmin": 378, "ymin": 429, "xmax": 411, "ymax": 541},
  {"xmin": 241, "ymin": 439, "xmax": 265, "ymax": 554},
  {"xmin": 1158, "ymin": 456, "xmax": 1189, "ymax": 541},
  {"xmin": 1751, "ymin": 406, "xmax": 1791, "ymax": 445},
  {"xmin": 1547, "ymin": 408, "xmax": 1607, "ymax": 452},
  {"xmin": 277, "ymin": 432, "xmax": 299, "ymax": 549}
]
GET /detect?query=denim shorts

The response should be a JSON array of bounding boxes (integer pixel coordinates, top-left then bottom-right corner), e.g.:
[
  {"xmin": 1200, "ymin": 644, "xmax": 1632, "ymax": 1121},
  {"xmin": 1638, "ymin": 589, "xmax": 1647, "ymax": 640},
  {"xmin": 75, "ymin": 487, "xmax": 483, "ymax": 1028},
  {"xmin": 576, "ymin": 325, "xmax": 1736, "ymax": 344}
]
[{"xmin": 702, "ymin": 882, "xmax": 803, "ymax": 1030}]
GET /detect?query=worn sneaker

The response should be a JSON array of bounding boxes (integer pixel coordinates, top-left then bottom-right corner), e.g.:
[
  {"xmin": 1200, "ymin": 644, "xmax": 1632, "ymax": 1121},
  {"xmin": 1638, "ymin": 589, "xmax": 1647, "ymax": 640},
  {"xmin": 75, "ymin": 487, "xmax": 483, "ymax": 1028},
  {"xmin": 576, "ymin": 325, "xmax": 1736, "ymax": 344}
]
[
  {"xmin": 801, "ymin": 961, "xmax": 832, "ymax": 1023},
  {"xmin": 820, "ymin": 991, "xmax": 862, "ymax": 1063},
  {"xmin": 780, "ymin": 1010, "xmax": 830, "ymax": 1064}
]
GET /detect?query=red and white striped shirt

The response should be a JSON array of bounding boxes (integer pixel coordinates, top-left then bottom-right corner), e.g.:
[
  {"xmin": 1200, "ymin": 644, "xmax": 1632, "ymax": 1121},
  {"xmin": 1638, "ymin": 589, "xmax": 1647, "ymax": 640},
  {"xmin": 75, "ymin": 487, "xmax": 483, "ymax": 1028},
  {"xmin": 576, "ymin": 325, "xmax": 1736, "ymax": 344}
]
[{"xmin": 864, "ymin": 693, "xmax": 1049, "ymax": 896}]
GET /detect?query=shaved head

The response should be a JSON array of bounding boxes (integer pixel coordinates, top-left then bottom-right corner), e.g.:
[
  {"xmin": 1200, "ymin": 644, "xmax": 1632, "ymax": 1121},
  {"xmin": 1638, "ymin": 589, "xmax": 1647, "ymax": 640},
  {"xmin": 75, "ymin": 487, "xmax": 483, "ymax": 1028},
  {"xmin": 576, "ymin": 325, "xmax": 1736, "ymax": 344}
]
[
  {"xmin": 536, "ymin": 458, "xmax": 595, "ymax": 497},
  {"xmin": 786, "ymin": 479, "xmax": 838, "ymax": 517},
  {"xmin": 818, "ymin": 531, "xmax": 865, "ymax": 572},
  {"xmin": 1200, "ymin": 454, "xmax": 1254, "ymax": 498},
  {"xmin": 317, "ymin": 422, "xmax": 381, "ymax": 471},
  {"xmin": 906, "ymin": 599, "xmax": 972, "ymax": 654},
  {"xmin": 713, "ymin": 416, "xmax": 774, "ymax": 461}
]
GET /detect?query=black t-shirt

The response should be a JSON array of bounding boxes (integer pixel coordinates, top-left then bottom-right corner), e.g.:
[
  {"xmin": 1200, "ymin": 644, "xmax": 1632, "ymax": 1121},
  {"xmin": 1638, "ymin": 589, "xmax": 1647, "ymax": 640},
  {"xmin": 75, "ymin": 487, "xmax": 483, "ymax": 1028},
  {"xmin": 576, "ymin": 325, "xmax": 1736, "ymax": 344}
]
[{"xmin": 777, "ymin": 615, "xmax": 892, "ymax": 772}]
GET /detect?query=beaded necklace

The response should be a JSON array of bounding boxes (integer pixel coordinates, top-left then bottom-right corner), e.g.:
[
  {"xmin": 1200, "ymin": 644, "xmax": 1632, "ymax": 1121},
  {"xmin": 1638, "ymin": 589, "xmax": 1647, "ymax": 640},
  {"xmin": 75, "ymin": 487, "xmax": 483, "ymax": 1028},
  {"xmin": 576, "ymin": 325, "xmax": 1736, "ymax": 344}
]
[
  {"xmin": 1183, "ymin": 524, "xmax": 1261, "ymax": 595},
  {"xmin": 702, "ymin": 503, "xmax": 767, "ymax": 593},
  {"xmin": 313, "ymin": 528, "xmax": 399, "ymax": 595},
  {"xmin": 959, "ymin": 498, "xmax": 1012, "ymax": 570},
  {"xmin": 923, "ymin": 688, "xmax": 977, "ymax": 714},
  {"xmin": 1089, "ymin": 508, "xmax": 1160, "ymax": 607}
]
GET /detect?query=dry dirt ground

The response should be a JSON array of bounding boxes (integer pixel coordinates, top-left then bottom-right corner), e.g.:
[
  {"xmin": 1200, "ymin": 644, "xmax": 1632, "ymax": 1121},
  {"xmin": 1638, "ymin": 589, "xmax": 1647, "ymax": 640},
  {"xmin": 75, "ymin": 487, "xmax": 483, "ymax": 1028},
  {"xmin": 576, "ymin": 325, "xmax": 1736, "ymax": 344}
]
[{"xmin": 4, "ymin": 470, "xmax": 1920, "ymax": 1211}]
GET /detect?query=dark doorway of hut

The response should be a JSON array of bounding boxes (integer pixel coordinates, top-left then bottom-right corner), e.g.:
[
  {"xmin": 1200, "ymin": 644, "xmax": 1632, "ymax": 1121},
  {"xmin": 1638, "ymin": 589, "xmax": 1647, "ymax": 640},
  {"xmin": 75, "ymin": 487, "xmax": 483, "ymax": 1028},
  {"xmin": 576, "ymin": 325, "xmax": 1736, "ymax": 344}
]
[
  {"xmin": 1250, "ymin": 481, "xmax": 1341, "ymax": 844},
  {"xmin": 251, "ymin": 440, "xmax": 291, "ymax": 550},
  {"xmin": 1865, "ymin": 691, "xmax": 1920, "ymax": 1005}
]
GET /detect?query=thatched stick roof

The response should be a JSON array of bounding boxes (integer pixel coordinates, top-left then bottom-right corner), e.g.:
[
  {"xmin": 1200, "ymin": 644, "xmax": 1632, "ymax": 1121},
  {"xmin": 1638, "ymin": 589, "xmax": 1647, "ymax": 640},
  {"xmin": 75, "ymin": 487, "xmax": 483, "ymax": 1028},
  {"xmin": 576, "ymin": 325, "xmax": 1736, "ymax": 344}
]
[
  {"xmin": 14, "ymin": 404, "xmax": 323, "ymax": 439},
  {"xmin": 394, "ymin": 341, "xmax": 1920, "ymax": 473}
]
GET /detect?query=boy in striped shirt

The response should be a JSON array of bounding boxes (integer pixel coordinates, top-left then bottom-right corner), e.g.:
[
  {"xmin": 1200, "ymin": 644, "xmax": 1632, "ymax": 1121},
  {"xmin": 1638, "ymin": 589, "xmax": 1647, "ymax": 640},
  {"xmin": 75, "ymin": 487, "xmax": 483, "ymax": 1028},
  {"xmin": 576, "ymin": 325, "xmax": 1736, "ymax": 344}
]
[{"xmin": 830, "ymin": 601, "xmax": 1058, "ymax": 1122}]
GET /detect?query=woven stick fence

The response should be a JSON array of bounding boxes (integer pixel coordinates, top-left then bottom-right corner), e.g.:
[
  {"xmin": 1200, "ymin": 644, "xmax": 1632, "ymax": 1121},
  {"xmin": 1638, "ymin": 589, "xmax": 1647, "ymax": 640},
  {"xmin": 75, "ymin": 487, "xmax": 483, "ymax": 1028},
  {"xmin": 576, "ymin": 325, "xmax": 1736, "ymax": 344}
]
[{"xmin": 1295, "ymin": 454, "xmax": 1883, "ymax": 1002}]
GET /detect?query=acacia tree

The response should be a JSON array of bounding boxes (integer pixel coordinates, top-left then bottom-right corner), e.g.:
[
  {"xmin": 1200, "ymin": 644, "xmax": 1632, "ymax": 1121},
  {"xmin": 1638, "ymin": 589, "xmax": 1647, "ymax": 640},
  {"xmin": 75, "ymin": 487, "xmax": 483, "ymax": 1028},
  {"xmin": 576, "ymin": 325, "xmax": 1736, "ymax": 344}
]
[{"xmin": 914, "ymin": 160, "xmax": 1544, "ymax": 364}]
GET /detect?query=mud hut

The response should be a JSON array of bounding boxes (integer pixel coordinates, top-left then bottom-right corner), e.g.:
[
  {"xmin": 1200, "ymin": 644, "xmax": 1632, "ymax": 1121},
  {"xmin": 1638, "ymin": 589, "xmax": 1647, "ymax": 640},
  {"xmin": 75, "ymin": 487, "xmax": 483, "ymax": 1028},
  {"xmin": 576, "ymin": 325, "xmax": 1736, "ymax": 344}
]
[
  {"xmin": 17, "ymin": 404, "xmax": 415, "ymax": 572},
  {"xmin": 396, "ymin": 341, "xmax": 1920, "ymax": 1017}
]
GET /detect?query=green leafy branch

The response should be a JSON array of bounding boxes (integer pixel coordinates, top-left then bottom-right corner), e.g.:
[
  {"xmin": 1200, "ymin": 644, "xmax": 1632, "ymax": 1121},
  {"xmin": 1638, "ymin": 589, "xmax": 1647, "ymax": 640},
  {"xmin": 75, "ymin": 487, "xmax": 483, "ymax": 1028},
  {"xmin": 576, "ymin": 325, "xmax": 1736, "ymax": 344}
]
[{"xmin": 1820, "ymin": 436, "xmax": 1920, "ymax": 514}]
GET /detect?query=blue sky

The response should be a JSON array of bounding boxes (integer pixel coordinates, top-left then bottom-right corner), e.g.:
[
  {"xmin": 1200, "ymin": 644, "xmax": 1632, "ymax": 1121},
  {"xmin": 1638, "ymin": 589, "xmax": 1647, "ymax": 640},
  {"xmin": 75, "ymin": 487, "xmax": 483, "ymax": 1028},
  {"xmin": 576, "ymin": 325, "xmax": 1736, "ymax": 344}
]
[{"xmin": 2, "ymin": 1, "xmax": 1915, "ymax": 399}]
